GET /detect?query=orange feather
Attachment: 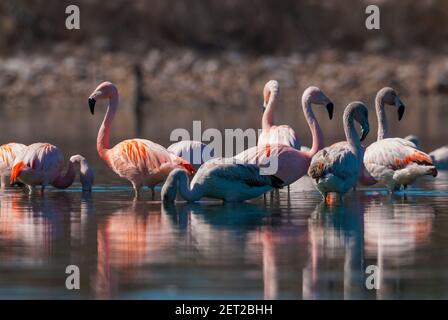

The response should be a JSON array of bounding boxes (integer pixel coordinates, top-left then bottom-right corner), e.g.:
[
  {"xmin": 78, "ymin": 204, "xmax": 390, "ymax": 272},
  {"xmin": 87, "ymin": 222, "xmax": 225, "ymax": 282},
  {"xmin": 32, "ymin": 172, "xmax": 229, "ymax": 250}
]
[{"xmin": 10, "ymin": 161, "xmax": 26, "ymax": 184}]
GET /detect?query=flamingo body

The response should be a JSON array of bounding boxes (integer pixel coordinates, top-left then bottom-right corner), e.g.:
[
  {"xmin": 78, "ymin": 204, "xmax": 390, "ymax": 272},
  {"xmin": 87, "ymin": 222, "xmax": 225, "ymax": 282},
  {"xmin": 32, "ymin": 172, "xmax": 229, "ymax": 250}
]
[
  {"xmin": 162, "ymin": 159, "xmax": 277, "ymax": 202},
  {"xmin": 0, "ymin": 143, "xmax": 26, "ymax": 188},
  {"xmin": 258, "ymin": 125, "xmax": 300, "ymax": 150},
  {"xmin": 309, "ymin": 142, "xmax": 361, "ymax": 195},
  {"xmin": 168, "ymin": 140, "xmax": 213, "ymax": 170},
  {"xmin": 364, "ymin": 138, "xmax": 437, "ymax": 190}
]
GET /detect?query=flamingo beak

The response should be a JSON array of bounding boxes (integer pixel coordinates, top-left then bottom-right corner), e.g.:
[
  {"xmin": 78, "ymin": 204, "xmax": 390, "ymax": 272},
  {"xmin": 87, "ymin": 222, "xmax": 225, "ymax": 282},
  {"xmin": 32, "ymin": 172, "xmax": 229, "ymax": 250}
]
[
  {"xmin": 397, "ymin": 104, "xmax": 405, "ymax": 121},
  {"xmin": 360, "ymin": 123, "xmax": 370, "ymax": 141},
  {"xmin": 326, "ymin": 102, "xmax": 334, "ymax": 120},
  {"xmin": 88, "ymin": 98, "xmax": 96, "ymax": 115},
  {"xmin": 395, "ymin": 97, "xmax": 405, "ymax": 121}
]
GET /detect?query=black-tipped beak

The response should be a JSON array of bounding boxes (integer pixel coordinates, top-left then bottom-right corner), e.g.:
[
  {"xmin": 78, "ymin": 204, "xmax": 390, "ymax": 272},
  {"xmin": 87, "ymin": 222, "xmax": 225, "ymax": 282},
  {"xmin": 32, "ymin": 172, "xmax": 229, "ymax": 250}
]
[
  {"xmin": 398, "ymin": 104, "xmax": 405, "ymax": 121},
  {"xmin": 88, "ymin": 98, "xmax": 96, "ymax": 115},
  {"xmin": 360, "ymin": 125, "xmax": 370, "ymax": 142},
  {"xmin": 261, "ymin": 104, "xmax": 266, "ymax": 112},
  {"xmin": 326, "ymin": 102, "xmax": 334, "ymax": 120}
]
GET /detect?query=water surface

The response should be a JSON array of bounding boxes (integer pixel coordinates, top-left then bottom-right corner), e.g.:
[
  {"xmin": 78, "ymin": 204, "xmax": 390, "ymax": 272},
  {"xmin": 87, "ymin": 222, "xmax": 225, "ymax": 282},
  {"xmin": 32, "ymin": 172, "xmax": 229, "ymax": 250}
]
[{"xmin": 1, "ymin": 172, "xmax": 447, "ymax": 300}]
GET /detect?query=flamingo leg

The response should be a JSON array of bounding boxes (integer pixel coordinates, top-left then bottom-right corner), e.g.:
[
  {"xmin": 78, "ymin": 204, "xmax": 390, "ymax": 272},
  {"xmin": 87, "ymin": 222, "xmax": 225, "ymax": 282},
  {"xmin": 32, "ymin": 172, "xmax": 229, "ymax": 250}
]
[
  {"xmin": 151, "ymin": 186, "xmax": 155, "ymax": 200},
  {"xmin": 132, "ymin": 182, "xmax": 141, "ymax": 199},
  {"xmin": 27, "ymin": 185, "xmax": 35, "ymax": 195},
  {"xmin": 1, "ymin": 175, "xmax": 8, "ymax": 189}
]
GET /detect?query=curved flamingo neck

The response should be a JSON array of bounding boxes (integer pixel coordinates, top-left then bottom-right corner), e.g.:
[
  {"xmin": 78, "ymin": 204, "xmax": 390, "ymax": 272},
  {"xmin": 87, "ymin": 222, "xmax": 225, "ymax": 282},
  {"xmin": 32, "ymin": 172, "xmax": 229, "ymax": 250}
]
[
  {"xmin": 52, "ymin": 160, "xmax": 76, "ymax": 189},
  {"xmin": 343, "ymin": 112, "xmax": 362, "ymax": 155},
  {"xmin": 262, "ymin": 91, "xmax": 278, "ymax": 129},
  {"xmin": 97, "ymin": 94, "xmax": 118, "ymax": 161},
  {"xmin": 176, "ymin": 171, "xmax": 203, "ymax": 201},
  {"xmin": 302, "ymin": 95, "xmax": 323, "ymax": 157},
  {"xmin": 375, "ymin": 94, "xmax": 388, "ymax": 140}
]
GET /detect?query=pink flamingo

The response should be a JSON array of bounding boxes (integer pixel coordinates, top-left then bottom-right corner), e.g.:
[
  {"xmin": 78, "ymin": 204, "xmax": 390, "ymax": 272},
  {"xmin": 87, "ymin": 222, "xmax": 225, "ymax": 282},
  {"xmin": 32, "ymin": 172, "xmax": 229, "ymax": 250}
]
[
  {"xmin": 258, "ymin": 80, "xmax": 300, "ymax": 150},
  {"xmin": 235, "ymin": 86, "xmax": 334, "ymax": 187},
  {"xmin": 10, "ymin": 143, "xmax": 94, "ymax": 194},
  {"xmin": 308, "ymin": 102, "xmax": 370, "ymax": 202},
  {"xmin": 0, "ymin": 143, "xmax": 26, "ymax": 189},
  {"xmin": 70, "ymin": 155, "xmax": 95, "ymax": 192},
  {"xmin": 88, "ymin": 82, "xmax": 195, "ymax": 197},
  {"xmin": 363, "ymin": 88, "xmax": 437, "ymax": 191}
]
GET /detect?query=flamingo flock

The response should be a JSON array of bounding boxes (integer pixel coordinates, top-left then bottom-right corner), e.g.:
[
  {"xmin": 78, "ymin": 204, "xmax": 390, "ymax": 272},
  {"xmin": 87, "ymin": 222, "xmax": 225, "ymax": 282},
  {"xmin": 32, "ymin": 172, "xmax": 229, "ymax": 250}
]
[{"xmin": 1, "ymin": 79, "xmax": 444, "ymax": 204}]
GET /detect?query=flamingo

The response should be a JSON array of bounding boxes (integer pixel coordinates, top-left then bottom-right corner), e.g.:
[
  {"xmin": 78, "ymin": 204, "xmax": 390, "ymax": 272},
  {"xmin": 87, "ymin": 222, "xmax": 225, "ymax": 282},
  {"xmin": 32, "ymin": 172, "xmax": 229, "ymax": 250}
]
[
  {"xmin": 235, "ymin": 86, "xmax": 334, "ymax": 188},
  {"xmin": 258, "ymin": 80, "xmax": 300, "ymax": 149},
  {"xmin": 0, "ymin": 143, "xmax": 26, "ymax": 189},
  {"xmin": 88, "ymin": 82, "xmax": 195, "ymax": 197},
  {"xmin": 404, "ymin": 135, "xmax": 448, "ymax": 170},
  {"xmin": 167, "ymin": 140, "xmax": 214, "ymax": 171},
  {"xmin": 363, "ymin": 88, "xmax": 437, "ymax": 191},
  {"xmin": 308, "ymin": 101, "xmax": 370, "ymax": 202},
  {"xmin": 358, "ymin": 87, "xmax": 407, "ymax": 186},
  {"xmin": 161, "ymin": 158, "xmax": 282, "ymax": 202},
  {"xmin": 10, "ymin": 143, "xmax": 94, "ymax": 193}
]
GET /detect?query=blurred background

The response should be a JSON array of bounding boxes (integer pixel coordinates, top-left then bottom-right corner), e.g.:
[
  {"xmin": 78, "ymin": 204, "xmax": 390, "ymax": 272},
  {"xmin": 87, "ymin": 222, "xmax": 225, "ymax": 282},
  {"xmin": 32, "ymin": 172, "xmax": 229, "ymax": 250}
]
[{"xmin": 0, "ymin": 0, "xmax": 447, "ymax": 175}]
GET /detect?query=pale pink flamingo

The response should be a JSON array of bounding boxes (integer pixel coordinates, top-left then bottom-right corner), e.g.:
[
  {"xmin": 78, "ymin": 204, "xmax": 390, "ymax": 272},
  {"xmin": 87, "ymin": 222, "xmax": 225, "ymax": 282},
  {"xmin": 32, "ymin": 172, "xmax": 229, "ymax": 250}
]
[
  {"xmin": 161, "ymin": 158, "xmax": 281, "ymax": 202},
  {"xmin": 308, "ymin": 102, "xmax": 370, "ymax": 202},
  {"xmin": 359, "ymin": 87, "xmax": 407, "ymax": 186},
  {"xmin": 88, "ymin": 82, "xmax": 195, "ymax": 197},
  {"xmin": 235, "ymin": 86, "xmax": 334, "ymax": 188},
  {"xmin": 0, "ymin": 143, "xmax": 26, "ymax": 189},
  {"xmin": 258, "ymin": 80, "xmax": 300, "ymax": 149},
  {"xmin": 363, "ymin": 88, "xmax": 437, "ymax": 191},
  {"xmin": 167, "ymin": 140, "xmax": 214, "ymax": 171},
  {"xmin": 10, "ymin": 143, "xmax": 93, "ymax": 194}
]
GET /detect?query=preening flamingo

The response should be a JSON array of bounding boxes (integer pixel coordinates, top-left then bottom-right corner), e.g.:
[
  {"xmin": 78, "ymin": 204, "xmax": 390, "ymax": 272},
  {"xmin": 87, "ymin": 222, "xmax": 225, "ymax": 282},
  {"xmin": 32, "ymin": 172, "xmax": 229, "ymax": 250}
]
[
  {"xmin": 404, "ymin": 135, "xmax": 448, "ymax": 170},
  {"xmin": 258, "ymin": 80, "xmax": 300, "ymax": 149},
  {"xmin": 88, "ymin": 82, "xmax": 195, "ymax": 197},
  {"xmin": 161, "ymin": 158, "xmax": 281, "ymax": 202},
  {"xmin": 0, "ymin": 143, "xmax": 26, "ymax": 189},
  {"xmin": 235, "ymin": 86, "xmax": 334, "ymax": 187},
  {"xmin": 70, "ymin": 155, "xmax": 95, "ymax": 192},
  {"xmin": 168, "ymin": 140, "xmax": 214, "ymax": 171},
  {"xmin": 10, "ymin": 143, "xmax": 93, "ymax": 193},
  {"xmin": 363, "ymin": 88, "xmax": 437, "ymax": 191},
  {"xmin": 308, "ymin": 101, "xmax": 370, "ymax": 201},
  {"xmin": 359, "ymin": 87, "xmax": 407, "ymax": 186}
]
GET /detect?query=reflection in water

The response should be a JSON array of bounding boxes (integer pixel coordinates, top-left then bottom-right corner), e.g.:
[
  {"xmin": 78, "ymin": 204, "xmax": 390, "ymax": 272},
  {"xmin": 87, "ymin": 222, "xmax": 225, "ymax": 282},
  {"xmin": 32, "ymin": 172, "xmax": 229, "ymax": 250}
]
[{"xmin": 0, "ymin": 175, "xmax": 447, "ymax": 299}]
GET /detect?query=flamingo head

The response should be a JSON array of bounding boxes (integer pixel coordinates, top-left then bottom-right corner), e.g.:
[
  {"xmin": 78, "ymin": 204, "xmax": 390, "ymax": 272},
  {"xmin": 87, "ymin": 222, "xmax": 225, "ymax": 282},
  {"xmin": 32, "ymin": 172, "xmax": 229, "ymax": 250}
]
[
  {"xmin": 377, "ymin": 87, "xmax": 405, "ymax": 121},
  {"xmin": 88, "ymin": 81, "xmax": 118, "ymax": 115},
  {"xmin": 262, "ymin": 80, "xmax": 279, "ymax": 109},
  {"xmin": 303, "ymin": 86, "xmax": 334, "ymax": 120},
  {"xmin": 70, "ymin": 155, "xmax": 94, "ymax": 192},
  {"xmin": 348, "ymin": 101, "xmax": 370, "ymax": 141}
]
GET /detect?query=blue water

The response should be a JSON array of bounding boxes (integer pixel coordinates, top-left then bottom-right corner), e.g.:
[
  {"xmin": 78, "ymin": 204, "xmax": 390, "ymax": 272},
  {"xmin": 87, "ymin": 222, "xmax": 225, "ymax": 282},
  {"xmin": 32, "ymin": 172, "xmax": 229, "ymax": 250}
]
[{"xmin": 1, "ymin": 172, "xmax": 448, "ymax": 299}]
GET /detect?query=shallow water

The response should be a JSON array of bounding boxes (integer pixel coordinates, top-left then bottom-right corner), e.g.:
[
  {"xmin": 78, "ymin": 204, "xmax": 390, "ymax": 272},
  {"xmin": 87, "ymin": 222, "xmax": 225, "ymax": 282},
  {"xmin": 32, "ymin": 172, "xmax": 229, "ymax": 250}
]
[{"xmin": 0, "ymin": 171, "xmax": 447, "ymax": 300}]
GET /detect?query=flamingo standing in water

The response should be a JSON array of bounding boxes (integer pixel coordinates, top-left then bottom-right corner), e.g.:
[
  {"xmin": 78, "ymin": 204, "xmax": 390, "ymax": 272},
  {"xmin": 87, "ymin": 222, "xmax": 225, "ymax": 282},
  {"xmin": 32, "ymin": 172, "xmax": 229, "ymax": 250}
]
[
  {"xmin": 161, "ymin": 158, "xmax": 282, "ymax": 202},
  {"xmin": 0, "ymin": 143, "xmax": 26, "ymax": 189},
  {"xmin": 363, "ymin": 88, "xmax": 437, "ymax": 191},
  {"xmin": 235, "ymin": 86, "xmax": 334, "ymax": 188},
  {"xmin": 358, "ymin": 87, "xmax": 407, "ymax": 186},
  {"xmin": 88, "ymin": 82, "xmax": 195, "ymax": 197},
  {"xmin": 258, "ymin": 80, "xmax": 300, "ymax": 150},
  {"xmin": 308, "ymin": 102, "xmax": 370, "ymax": 202},
  {"xmin": 10, "ymin": 143, "xmax": 94, "ymax": 193}
]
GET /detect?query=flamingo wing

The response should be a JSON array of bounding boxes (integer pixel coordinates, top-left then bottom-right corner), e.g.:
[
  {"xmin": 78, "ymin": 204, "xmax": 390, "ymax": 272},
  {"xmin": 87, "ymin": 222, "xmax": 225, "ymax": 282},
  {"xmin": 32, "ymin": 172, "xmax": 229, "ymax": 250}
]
[
  {"xmin": 309, "ymin": 142, "xmax": 358, "ymax": 181},
  {"xmin": 0, "ymin": 143, "xmax": 26, "ymax": 171}
]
